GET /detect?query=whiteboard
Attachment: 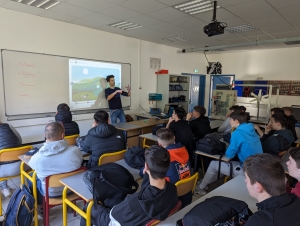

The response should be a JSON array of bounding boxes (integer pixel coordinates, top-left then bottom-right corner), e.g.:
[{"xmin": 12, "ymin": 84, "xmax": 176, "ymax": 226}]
[{"xmin": 1, "ymin": 50, "xmax": 131, "ymax": 116}]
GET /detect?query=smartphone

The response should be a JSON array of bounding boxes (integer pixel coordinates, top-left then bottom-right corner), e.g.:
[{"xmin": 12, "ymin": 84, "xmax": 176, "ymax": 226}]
[{"xmin": 176, "ymin": 219, "xmax": 183, "ymax": 226}]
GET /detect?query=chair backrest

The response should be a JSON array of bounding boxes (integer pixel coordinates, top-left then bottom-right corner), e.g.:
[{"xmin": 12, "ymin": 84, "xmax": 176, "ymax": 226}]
[
  {"xmin": 175, "ymin": 172, "xmax": 199, "ymax": 197},
  {"xmin": 0, "ymin": 145, "xmax": 33, "ymax": 162},
  {"xmin": 145, "ymin": 201, "xmax": 182, "ymax": 226},
  {"xmin": 64, "ymin": 134, "xmax": 79, "ymax": 146},
  {"xmin": 98, "ymin": 150, "xmax": 126, "ymax": 165}
]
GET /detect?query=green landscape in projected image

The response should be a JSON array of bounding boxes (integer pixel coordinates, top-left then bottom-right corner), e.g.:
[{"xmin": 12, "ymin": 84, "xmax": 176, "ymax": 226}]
[{"xmin": 72, "ymin": 77, "xmax": 99, "ymax": 102}]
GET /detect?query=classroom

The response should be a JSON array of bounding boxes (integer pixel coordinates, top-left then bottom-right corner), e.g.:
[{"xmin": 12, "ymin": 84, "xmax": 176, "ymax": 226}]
[{"xmin": 1, "ymin": 0, "xmax": 300, "ymax": 225}]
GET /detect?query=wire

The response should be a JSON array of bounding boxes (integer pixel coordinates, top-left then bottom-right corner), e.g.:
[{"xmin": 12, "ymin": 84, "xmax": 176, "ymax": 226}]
[
  {"xmin": 204, "ymin": 50, "xmax": 209, "ymax": 65},
  {"xmin": 139, "ymin": 104, "xmax": 149, "ymax": 114}
]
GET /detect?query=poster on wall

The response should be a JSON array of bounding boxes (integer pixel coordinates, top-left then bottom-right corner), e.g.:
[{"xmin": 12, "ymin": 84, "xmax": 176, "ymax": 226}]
[{"xmin": 268, "ymin": 81, "xmax": 300, "ymax": 96}]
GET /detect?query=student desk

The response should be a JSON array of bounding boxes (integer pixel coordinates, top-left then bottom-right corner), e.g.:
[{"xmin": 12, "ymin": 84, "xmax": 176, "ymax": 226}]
[
  {"xmin": 135, "ymin": 114, "xmax": 169, "ymax": 121},
  {"xmin": 60, "ymin": 159, "xmax": 141, "ymax": 226},
  {"xmin": 139, "ymin": 133, "xmax": 158, "ymax": 148},
  {"xmin": 157, "ymin": 175, "xmax": 257, "ymax": 226}
]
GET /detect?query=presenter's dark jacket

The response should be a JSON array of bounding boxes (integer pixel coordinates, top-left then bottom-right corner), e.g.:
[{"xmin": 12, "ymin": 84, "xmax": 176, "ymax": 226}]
[
  {"xmin": 189, "ymin": 116, "xmax": 212, "ymax": 140},
  {"xmin": 110, "ymin": 181, "xmax": 178, "ymax": 226},
  {"xmin": 245, "ymin": 193, "xmax": 300, "ymax": 226},
  {"xmin": 105, "ymin": 87, "xmax": 128, "ymax": 110},
  {"xmin": 81, "ymin": 123, "xmax": 125, "ymax": 169},
  {"xmin": 55, "ymin": 110, "xmax": 80, "ymax": 136}
]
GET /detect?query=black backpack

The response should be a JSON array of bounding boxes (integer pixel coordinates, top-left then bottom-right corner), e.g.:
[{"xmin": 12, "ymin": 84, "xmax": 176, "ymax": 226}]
[
  {"xmin": 274, "ymin": 134, "xmax": 291, "ymax": 152},
  {"xmin": 124, "ymin": 146, "xmax": 145, "ymax": 169},
  {"xmin": 0, "ymin": 185, "xmax": 35, "ymax": 226},
  {"xmin": 83, "ymin": 162, "xmax": 139, "ymax": 206},
  {"xmin": 181, "ymin": 196, "xmax": 252, "ymax": 226}
]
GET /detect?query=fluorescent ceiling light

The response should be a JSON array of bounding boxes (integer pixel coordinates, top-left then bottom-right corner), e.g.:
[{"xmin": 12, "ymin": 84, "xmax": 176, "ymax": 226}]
[
  {"xmin": 226, "ymin": 24, "xmax": 258, "ymax": 33},
  {"xmin": 175, "ymin": 0, "xmax": 204, "ymax": 8},
  {"xmin": 174, "ymin": 0, "xmax": 218, "ymax": 15},
  {"xmin": 37, "ymin": 0, "xmax": 50, "ymax": 7},
  {"xmin": 27, "ymin": 0, "xmax": 36, "ymax": 5},
  {"xmin": 45, "ymin": 1, "xmax": 59, "ymax": 9},
  {"xmin": 109, "ymin": 21, "xmax": 142, "ymax": 31},
  {"xmin": 163, "ymin": 36, "xmax": 188, "ymax": 42},
  {"xmin": 11, "ymin": 0, "xmax": 60, "ymax": 10}
]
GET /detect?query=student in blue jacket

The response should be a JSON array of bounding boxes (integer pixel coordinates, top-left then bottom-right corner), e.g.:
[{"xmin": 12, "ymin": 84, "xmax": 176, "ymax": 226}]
[{"xmin": 195, "ymin": 112, "xmax": 263, "ymax": 195}]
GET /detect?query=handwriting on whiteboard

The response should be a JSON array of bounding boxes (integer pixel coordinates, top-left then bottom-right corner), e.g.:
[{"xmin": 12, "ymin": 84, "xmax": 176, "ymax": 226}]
[
  {"xmin": 18, "ymin": 62, "xmax": 35, "ymax": 67},
  {"xmin": 18, "ymin": 93, "xmax": 30, "ymax": 97},
  {"xmin": 19, "ymin": 82, "xmax": 35, "ymax": 87},
  {"xmin": 18, "ymin": 71, "xmax": 36, "ymax": 78}
]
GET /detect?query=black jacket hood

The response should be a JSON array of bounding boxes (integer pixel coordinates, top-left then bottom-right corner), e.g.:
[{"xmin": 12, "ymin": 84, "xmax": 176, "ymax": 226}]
[
  {"xmin": 55, "ymin": 111, "xmax": 72, "ymax": 123},
  {"xmin": 88, "ymin": 123, "xmax": 117, "ymax": 139}
]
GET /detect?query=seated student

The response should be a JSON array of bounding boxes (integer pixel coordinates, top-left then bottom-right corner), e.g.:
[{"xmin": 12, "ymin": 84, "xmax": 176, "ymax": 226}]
[
  {"xmin": 261, "ymin": 113, "xmax": 294, "ymax": 155},
  {"xmin": 186, "ymin": 106, "xmax": 211, "ymax": 141},
  {"xmin": 282, "ymin": 107, "xmax": 298, "ymax": 141},
  {"xmin": 286, "ymin": 147, "xmax": 300, "ymax": 197},
  {"xmin": 0, "ymin": 121, "xmax": 22, "ymax": 197},
  {"xmin": 205, "ymin": 105, "xmax": 241, "ymax": 140},
  {"xmin": 81, "ymin": 110, "xmax": 125, "ymax": 169},
  {"xmin": 28, "ymin": 122, "xmax": 82, "ymax": 203},
  {"xmin": 140, "ymin": 128, "xmax": 191, "ymax": 207},
  {"xmin": 166, "ymin": 107, "xmax": 193, "ymax": 147},
  {"xmin": 80, "ymin": 145, "xmax": 178, "ymax": 226},
  {"xmin": 243, "ymin": 154, "xmax": 300, "ymax": 226},
  {"xmin": 55, "ymin": 103, "xmax": 80, "ymax": 136},
  {"xmin": 195, "ymin": 112, "xmax": 262, "ymax": 195},
  {"xmin": 239, "ymin": 105, "xmax": 250, "ymax": 122}
]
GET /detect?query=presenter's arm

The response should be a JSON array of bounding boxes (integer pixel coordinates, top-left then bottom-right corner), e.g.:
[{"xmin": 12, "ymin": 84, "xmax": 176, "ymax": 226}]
[{"xmin": 107, "ymin": 90, "xmax": 122, "ymax": 101}]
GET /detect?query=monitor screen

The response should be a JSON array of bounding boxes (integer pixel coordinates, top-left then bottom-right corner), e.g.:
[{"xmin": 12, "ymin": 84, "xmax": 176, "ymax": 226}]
[{"xmin": 163, "ymin": 104, "xmax": 170, "ymax": 115}]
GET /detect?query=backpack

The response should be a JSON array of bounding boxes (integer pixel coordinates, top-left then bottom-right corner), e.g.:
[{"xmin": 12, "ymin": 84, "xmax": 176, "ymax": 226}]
[
  {"xmin": 274, "ymin": 134, "xmax": 291, "ymax": 152},
  {"xmin": 83, "ymin": 162, "xmax": 139, "ymax": 207},
  {"xmin": 0, "ymin": 185, "xmax": 35, "ymax": 226},
  {"xmin": 181, "ymin": 196, "xmax": 252, "ymax": 226},
  {"xmin": 124, "ymin": 146, "xmax": 145, "ymax": 169}
]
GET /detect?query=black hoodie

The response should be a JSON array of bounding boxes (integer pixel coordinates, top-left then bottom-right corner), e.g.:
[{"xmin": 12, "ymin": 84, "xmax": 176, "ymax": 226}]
[
  {"xmin": 110, "ymin": 181, "xmax": 178, "ymax": 226},
  {"xmin": 55, "ymin": 111, "xmax": 80, "ymax": 136},
  {"xmin": 287, "ymin": 115, "xmax": 298, "ymax": 141},
  {"xmin": 189, "ymin": 116, "xmax": 212, "ymax": 140},
  {"xmin": 245, "ymin": 193, "xmax": 300, "ymax": 226},
  {"xmin": 81, "ymin": 123, "xmax": 125, "ymax": 169}
]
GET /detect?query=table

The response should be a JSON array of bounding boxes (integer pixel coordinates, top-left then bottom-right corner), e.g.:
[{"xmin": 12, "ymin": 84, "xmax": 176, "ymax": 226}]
[
  {"xmin": 115, "ymin": 159, "xmax": 142, "ymax": 181},
  {"xmin": 157, "ymin": 175, "xmax": 257, "ymax": 226},
  {"xmin": 136, "ymin": 114, "xmax": 169, "ymax": 121},
  {"xmin": 139, "ymin": 133, "xmax": 158, "ymax": 148}
]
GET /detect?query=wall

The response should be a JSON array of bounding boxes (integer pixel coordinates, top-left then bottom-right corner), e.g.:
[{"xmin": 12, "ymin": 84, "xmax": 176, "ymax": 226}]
[{"xmin": 0, "ymin": 7, "xmax": 206, "ymax": 143}]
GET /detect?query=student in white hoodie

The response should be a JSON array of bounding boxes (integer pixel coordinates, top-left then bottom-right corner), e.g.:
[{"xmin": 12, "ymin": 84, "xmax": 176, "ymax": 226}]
[{"xmin": 28, "ymin": 122, "xmax": 82, "ymax": 204}]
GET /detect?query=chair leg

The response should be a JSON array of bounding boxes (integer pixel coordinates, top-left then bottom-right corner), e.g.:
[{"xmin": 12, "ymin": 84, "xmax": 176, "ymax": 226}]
[
  {"xmin": 0, "ymin": 191, "xmax": 2, "ymax": 216},
  {"xmin": 73, "ymin": 201, "xmax": 76, "ymax": 217},
  {"xmin": 224, "ymin": 176, "xmax": 229, "ymax": 183},
  {"xmin": 45, "ymin": 201, "xmax": 50, "ymax": 226},
  {"xmin": 43, "ymin": 198, "xmax": 46, "ymax": 226}
]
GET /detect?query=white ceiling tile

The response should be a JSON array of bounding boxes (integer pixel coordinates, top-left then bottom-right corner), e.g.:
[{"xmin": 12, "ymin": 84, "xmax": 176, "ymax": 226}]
[
  {"xmin": 99, "ymin": 5, "xmax": 141, "ymax": 20},
  {"xmin": 221, "ymin": 17, "xmax": 249, "ymax": 27},
  {"xmin": 156, "ymin": 0, "xmax": 187, "ymax": 6},
  {"xmin": 269, "ymin": 30, "xmax": 300, "ymax": 39},
  {"xmin": 147, "ymin": 7, "xmax": 187, "ymax": 22},
  {"xmin": 39, "ymin": 10, "xmax": 77, "ymax": 22},
  {"xmin": 2, "ymin": 0, "xmax": 45, "ymax": 15},
  {"xmin": 127, "ymin": 15, "xmax": 163, "ymax": 26},
  {"xmin": 251, "ymin": 18, "xmax": 292, "ymax": 29},
  {"xmin": 241, "ymin": 10, "xmax": 283, "ymax": 23},
  {"xmin": 226, "ymin": 0, "xmax": 274, "ymax": 17},
  {"xmin": 146, "ymin": 22, "xmax": 179, "ymax": 32},
  {"xmin": 235, "ymin": 30, "xmax": 266, "ymax": 38},
  {"xmin": 65, "ymin": 0, "xmax": 126, "ymax": 12},
  {"xmin": 278, "ymin": 4, "xmax": 300, "ymax": 16},
  {"xmin": 49, "ymin": 2, "xmax": 93, "ymax": 18},
  {"xmin": 168, "ymin": 16, "xmax": 206, "ymax": 27},
  {"xmin": 267, "ymin": 0, "xmax": 300, "ymax": 9},
  {"xmin": 71, "ymin": 18, "xmax": 105, "ymax": 30},
  {"xmin": 262, "ymin": 25, "xmax": 296, "ymax": 34},
  {"xmin": 120, "ymin": 0, "xmax": 167, "ymax": 14},
  {"xmin": 223, "ymin": 37, "xmax": 251, "ymax": 44},
  {"xmin": 194, "ymin": 8, "xmax": 236, "ymax": 22},
  {"xmin": 82, "ymin": 13, "xmax": 120, "ymax": 25},
  {"xmin": 127, "ymin": 27, "xmax": 167, "ymax": 38},
  {"xmin": 217, "ymin": 0, "xmax": 253, "ymax": 7},
  {"xmin": 0, "ymin": 0, "xmax": 8, "ymax": 6},
  {"xmin": 245, "ymin": 34, "xmax": 275, "ymax": 42}
]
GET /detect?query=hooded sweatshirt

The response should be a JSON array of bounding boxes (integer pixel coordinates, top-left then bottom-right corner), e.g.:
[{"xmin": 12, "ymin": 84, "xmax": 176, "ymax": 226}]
[
  {"xmin": 55, "ymin": 110, "xmax": 80, "ymax": 136},
  {"xmin": 109, "ymin": 181, "xmax": 178, "ymax": 226},
  {"xmin": 189, "ymin": 116, "xmax": 212, "ymax": 140},
  {"xmin": 225, "ymin": 123, "xmax": 263, "ymax": 164},
  {"xmin": 287, "ymin": 115, "xmax": 298, "ymax": 141},
  {"xmin": 28, "ymin": 140, "xmax": 82, "ymax": 196}
]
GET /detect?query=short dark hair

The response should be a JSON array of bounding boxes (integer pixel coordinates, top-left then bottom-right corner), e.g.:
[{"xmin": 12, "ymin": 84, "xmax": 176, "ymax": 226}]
[
  {"xmin": 230, "ymin": 112, "xmax": 247, "ymax": 124},
  {"xmin": 282, "ymin": 107, "xmax": 293, "ymax": 114},
  {"xmin": 271, "ymin": 107, "xmax": 284, "ymax": 114},
  {"xmin": 173, "ymin": 107, "xmax": 186, "ymax": 120},
  {"xmin": 106, "ymin": 75, "xmax": 114, "ymax": 82},
  {"xmin": 194, "ymin": 106, "xmax": 206, "ymax": 116},
  {"xmin": 229, "ymin": 105, "xmax": 241, "ymax": 111},
  {"xmin": 271, "ymin": 113, "xmax": 288, "ymax": 128},
  {"xmin": 243, "ymin": 153, "xmax": 286, "ymax": 196},
  {"xmin": 239, "ymin": 105, "xmax": 246, "ymax": 112},
  {"xmin": 156, "ymin": 128, "xmax": 174, "ymax": 146},
  {"xmin": 144, "ymin": 145, "xmax": 170, "ymax": 179},
  {"xmin": 94, "ymin": 110, "xmax": 109, "ymax": 124},
  {"xmin": 45, "ymin": 122, "xmax": 65, "ymax": 141},
  {"xmin": 57, "ymin": 103, "xmax": 70, "ymax": 112},
  {"xmin": 289, "ymin": 147, "xmax": 300, "ymax": 169}
]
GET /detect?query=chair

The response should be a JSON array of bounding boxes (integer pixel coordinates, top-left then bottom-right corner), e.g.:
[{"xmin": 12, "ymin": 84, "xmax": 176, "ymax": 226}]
[
  {"xmin": 64, "ymin": 134, "xmax": 79, "ymax": 146},
  {"xmin": 145, "ymin": 201, "xmax": 182, "ymax": 226},
  {"xmin": 42, "ymin": 167, "xmax": 87, "ymax": 226},
  {"xmin": 175, "ymin": 172, "xmax": 199, "ymax": 197},
  {"xmin": 98, "ymin": 150, "xmax": 126, "ymax": 165},
  {"xmin": 142, "ymin": 138, "xmax": 150, "ymax": 149},
  {"xmin": 0, "ymin": 145, "xmax": 33, "ymax": 216}
]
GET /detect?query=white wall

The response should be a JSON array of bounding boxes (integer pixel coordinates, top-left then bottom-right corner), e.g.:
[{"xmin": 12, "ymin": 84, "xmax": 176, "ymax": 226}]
[{"xmin": 0, "ymin": 7, "xmax": 206, "ymax": 143}]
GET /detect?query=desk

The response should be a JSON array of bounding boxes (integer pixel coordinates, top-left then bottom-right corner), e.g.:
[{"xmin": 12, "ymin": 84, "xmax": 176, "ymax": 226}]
[
  {"xmin": 115, "ymin": 159, "xmax": 142, "ymax": 181},
  {"xmin": 157, "ymin": 175, "xmax": 257, "ymax": 226},
  {"xmin": 136, "ymin": 114, "xmax": 168, "ymax": 120},
  {"xmin": 295, "ymin": 138, "xmax": 300, "ymax": 147},
  {"xmin": 139, "ymin": 133, "xmax": 158, "ymax": 148}
]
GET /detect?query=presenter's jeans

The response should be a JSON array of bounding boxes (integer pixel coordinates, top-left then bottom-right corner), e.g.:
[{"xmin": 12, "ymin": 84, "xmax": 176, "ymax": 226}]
[{"xmin": 110, "ymin": 109, "xmax": 126, "ymax": 123}]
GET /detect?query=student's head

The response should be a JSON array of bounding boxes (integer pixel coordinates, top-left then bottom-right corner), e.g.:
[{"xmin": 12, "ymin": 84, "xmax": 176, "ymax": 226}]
[
  {"xmin": 172, "ymin": 107, "xmax": 186, "ymax": 120},
  {"xmin": 100, "ymin": 78, "xmax": 107, "ymax": 89},
  {"xmin": 287, "ymin": 147, "xmax": 300, "ymax": 180},
  {"xmin": 229, "ymin": 105, "xmax": 241, "ymax": 113},
  {"xmin": 239, "ymin": 105, "xmax": 246, "ymax": 112},
  {"xmin": 94, "ymin": 110, "xmax": 109, "ymax": 125},
  {"xmin": 270, "ymin": 107, "xmax": 284, "ymax": 116},
  {"xmin": 282, "ymin": 107, "xmax": 293, "ymax": 116},
  {"xmin": 156, "ymin": 128, "xmax": 175, "ymax": 148},
  {"xmin": 193, "ymin": 106, "xmax": 206, "ymax": 118},
  {"xmin": 243, "ymin": 154, "xmax": 285, "ymax": 201},
  {"xmin": 57, "ymin": 103, "xmax": 70, "ymax": 112},
  {"xmin": 144, "ymin": 145, "xmax": 170, "ymax": 179},
  {"xmin": 45, "ymin": 122, "xmax": 65, "ymax": 142},
  {"xmin": 106, "ymin": 75, "xmax": 115, "ymax": 86},
  {"xmin": 229, "ymin": 112, "xmax": 247, "ymax": 128},
  {"xmin": 269, "ymin": 113, "xmax": 287, "ymax": 130}
]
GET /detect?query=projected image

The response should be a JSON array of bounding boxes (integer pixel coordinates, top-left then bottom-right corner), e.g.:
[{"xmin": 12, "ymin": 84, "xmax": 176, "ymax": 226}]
[{"xmin": 69, "ymin": 59, "xmax": 121, "ymax": 110}]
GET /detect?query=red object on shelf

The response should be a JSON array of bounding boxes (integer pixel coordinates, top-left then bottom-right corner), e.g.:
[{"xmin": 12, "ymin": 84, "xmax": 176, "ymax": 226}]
[{"xmin": 155, "ymin": 69, "xmax": 168, "ymax": 74}]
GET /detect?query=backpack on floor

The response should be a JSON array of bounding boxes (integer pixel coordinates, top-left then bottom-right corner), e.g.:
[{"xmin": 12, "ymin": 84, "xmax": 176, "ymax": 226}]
[
  {"xmin": 124, "ymin": 146, "xmax": 145, "ymax": 169},
  {"xmin": 0, "ymin": 184, "xmax": 35, "ymax": 226}
]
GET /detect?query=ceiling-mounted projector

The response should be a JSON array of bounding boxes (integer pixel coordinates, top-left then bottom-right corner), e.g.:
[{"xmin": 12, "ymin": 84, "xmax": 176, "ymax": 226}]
[{"xmin": 203, "ymin": 1, "xmax": 227, "ymax": 37}]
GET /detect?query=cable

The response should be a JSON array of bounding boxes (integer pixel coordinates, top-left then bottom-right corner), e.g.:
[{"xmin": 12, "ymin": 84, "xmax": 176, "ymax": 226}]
[
  {"xmin": 139, "ymin": 104, "xmax": 149, "ymax": 114},
  {"xmin": 204, "ymin": 50, "xmax": 209, "ymax": 65}
]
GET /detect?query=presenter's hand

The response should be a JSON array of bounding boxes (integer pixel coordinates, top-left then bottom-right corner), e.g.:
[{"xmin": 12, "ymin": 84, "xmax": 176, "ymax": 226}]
[
  {"xmin": 125, "ymin": 85, "xmax": 131, "ymax": 91},
  {"xmin": 186, "ymin": 113, "xmax": 192, "ymax": 121}
]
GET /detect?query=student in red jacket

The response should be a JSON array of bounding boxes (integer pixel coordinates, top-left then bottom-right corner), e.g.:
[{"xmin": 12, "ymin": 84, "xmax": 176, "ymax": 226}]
[{"xmin": 286, "ymin": 147, "xmax": 300, "ymax": 197}]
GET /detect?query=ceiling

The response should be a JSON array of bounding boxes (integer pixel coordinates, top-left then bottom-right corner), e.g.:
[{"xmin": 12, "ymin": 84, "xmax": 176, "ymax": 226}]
[{"xmin": 2, "ymin": 0, "xmax": 300, "ymax": 52}]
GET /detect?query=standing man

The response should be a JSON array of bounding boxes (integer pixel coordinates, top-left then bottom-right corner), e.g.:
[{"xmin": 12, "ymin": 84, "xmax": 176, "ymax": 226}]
[{"xmin": 105, "ymin": 75, "xmax": 130, "ymax": 123}]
